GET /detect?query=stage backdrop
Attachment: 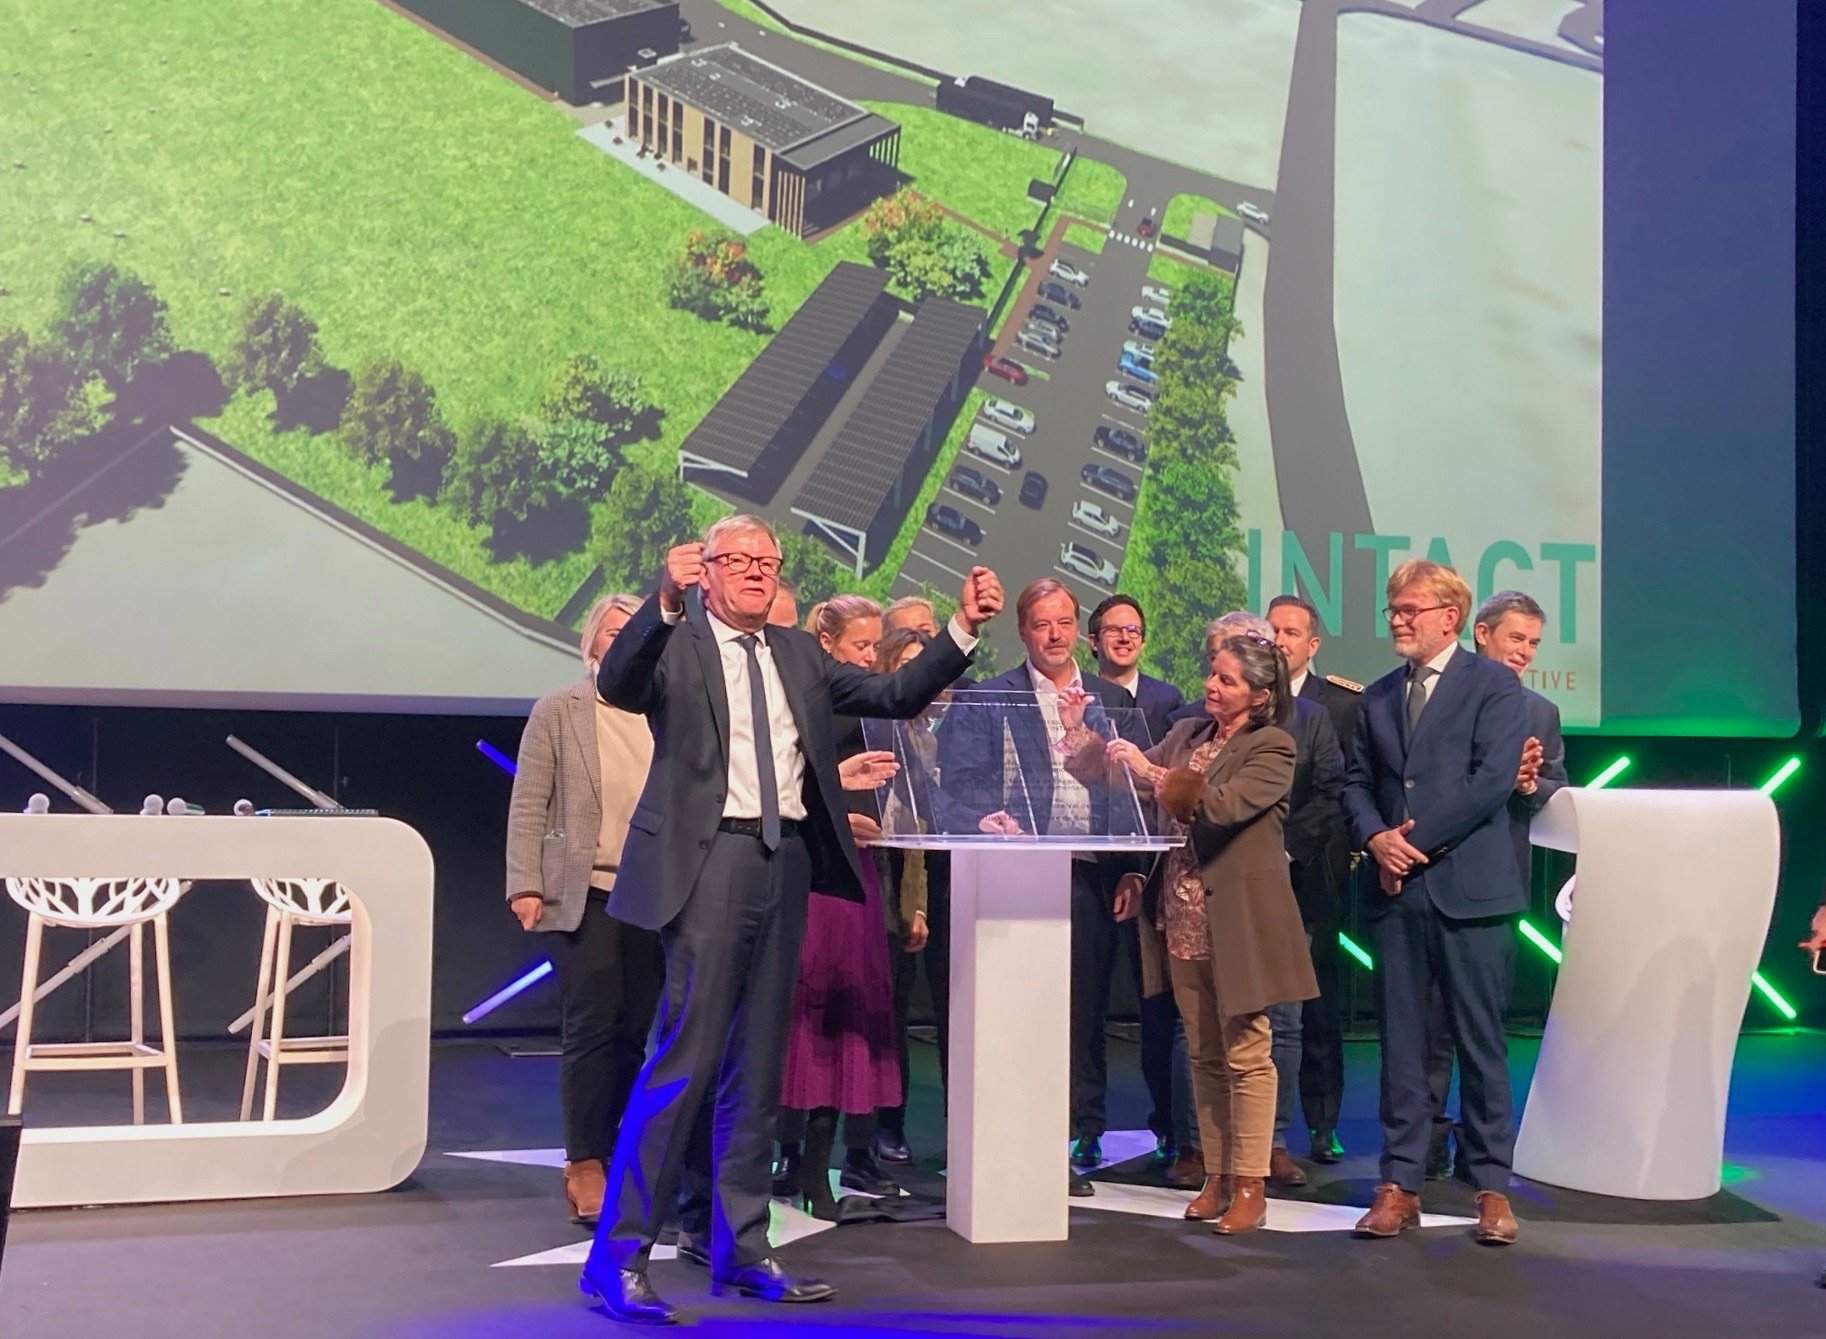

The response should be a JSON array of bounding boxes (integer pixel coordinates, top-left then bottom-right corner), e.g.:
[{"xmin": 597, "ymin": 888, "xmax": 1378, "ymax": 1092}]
[{"xmin": 0, "ymin": 0, "xmax": 1797, "ymax": 733}]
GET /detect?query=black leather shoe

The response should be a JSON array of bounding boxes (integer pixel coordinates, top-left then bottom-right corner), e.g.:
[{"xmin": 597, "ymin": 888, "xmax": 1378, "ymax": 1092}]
[
  {"xmin": 1069, "ymin": 1171, "xmax": 1096, "ymax": 1198},
  {"xmin": 1153, "ymin": 1132, "xmax": 1179, "ymax": 1165},
  {"xmin": 673, "ymin": 1233, "xmax": 710, "ymax": 1269},
  {"xmin": 839, "ymin": 1150, "xmax": 900, "ymax": 1196},
  {"xmin": 1070, "ymin": 1136, "xmax": 1103, "ymax": 1169},
  {"xmin": 771, "ymin": 1144, "xmax": 801, "ymax": 1200},
  {"xmin": 578, "ymin": 1267, "xmax": 677, "ymax": 1326},
  {"xmin": 711, "ymin": 1256, "xmax": 836, "ymax": 1303},
  {"xmin": 1309, "ymin": 1129, "xmax": 1345, "ymax": 1164},
  {"xmin": 874, "ymin": 1130, "xmax": 914, "ymax": 1165}
]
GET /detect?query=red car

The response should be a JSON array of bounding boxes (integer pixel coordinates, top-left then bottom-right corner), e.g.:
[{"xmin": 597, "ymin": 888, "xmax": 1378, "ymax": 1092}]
[
  {"xmin": 1137, "ymin": 211, "xmax": 1158, "ymax": 238},
  {"xmin": 983, "ymin": 354, "xmax": 1030, "ymax": 386}
]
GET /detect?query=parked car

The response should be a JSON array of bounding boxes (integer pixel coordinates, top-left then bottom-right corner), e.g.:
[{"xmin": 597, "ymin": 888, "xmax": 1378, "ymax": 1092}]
[
  {"xmin": 1129, "ymin": 305, "xmax": 1171, "ymax": 329},
  {"xmin": 1104, "ymin": 380, "xmax": 1154, "ymax": 414},
  {"xmin": 980, "ymin": 397, "xmax": 1035, "ymax": 436},
  {"xmin": 1071, "ymin": 499, "xmax": 1122, "ymax": 538},
  {"xmin": 1019, "ymin": 470, "xmax": 1049, "ymax": 508},
  {"xmin": 1029, "ymin": 303, "xmax": 1070, "ymax": 333},
  {"xmin": 1060, "ymin": 540, "xmax": 1119, "ymax": 586},
  {"xmin": 967, "ymin": 423, "xmax": 1022, "ymax": 469},
  {"xmin": 1118, "ymin": 351, "xmax": 1157, "ymax": 385},
  {"xmin": 1048, "ymin": 257, "xmax": 1090, "ymax": 287},
  {"xmin": 1136, "ymin": 211, "xmax": 1157, "ymax": 239},
  {"xmin": 1122, "ymin": 339, "xmax": 1156, "ymax": 361},
  {"xmin": 1237, "ymin": 200, "xmax": 1271, "ymax": 226},
  {"xmin": 926, "ymin": 503, "xmax": 984, "ymax": 546},
  {"xmin": 983, "ymin": 353, "xmax": 1029, "ymax": 385},
  {"xmin": 1139, "ymin": 283, "xmax": 1172, "ymax": 307},
  {"xmin": 1094, "ymin": 423, "xmax": 1146, "ymax": 462},
  {"xmin": 1129, "ymin": 315, "xmax": 1168, "ymax": 341},
  {"xmin": 1016, "ymin": 327, "xmax": 1061, "ymax": 360},
  {"xmin": 1037, "ymin": 280, "xmax": 1082, "ymax": 310},
  {"xmin": 950, "ymin": 464, "xmax": 1002, "ymax": 506},
  {"xmin": 1081, "ymin": 461, "xmax": 1138, "ymax": 503}
]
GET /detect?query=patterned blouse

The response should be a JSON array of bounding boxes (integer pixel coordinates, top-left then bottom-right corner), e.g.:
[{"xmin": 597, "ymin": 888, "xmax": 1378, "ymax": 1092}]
[{"xmin": 1158, "ymin": 730, "xmax": 1229, "ymax": 961}]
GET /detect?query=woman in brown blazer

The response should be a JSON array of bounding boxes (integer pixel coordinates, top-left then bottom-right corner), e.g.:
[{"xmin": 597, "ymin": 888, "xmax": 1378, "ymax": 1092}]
[{"xmin": 1104, "ymin": 632, "xmax": 1318, "ymax": 1234}]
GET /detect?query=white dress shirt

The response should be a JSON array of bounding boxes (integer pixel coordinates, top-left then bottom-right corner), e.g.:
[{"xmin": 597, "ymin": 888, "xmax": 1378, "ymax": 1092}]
[
  {"xmin": 1288, "ymin": 667, "xmax": 1309, "ymax": 699},
  {"xmin": 1023, "ymin": 660, "xmax": 1094, "ymax": 835},
  {"xmin": 1410, "ymin": 641, "xmax": 1457, "ymax": 705}
]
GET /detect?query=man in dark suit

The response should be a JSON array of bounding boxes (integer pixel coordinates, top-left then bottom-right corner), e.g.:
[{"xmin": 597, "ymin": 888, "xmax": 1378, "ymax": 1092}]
[
  {"xmin": 1267, "ymin": 595, "xmax": 1361, "ymax": 1165},
  {"xmin": 1342, "ymin": 560, "xmax": 1529, "ymax": 1246},
  {"xmin": 1421, "ymin": 589, "xmax": 1568, "ymax": 1178},
  {"xmin": 1086, "ymin": 594, "xmax": 1188, "ymax": 1167},
  {"xmin": 939, "ymin": 579, "xmax": 1143, "ymax": 1188},
  {"xmin": 579, "ymin": 515, "xmax": 1002, "ymax": 1324}
]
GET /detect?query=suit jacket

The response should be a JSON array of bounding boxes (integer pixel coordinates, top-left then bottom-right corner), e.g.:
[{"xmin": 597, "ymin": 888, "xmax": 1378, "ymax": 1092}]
[
  {"xmin": 595, "ymin": 592, "xmax": 972, "ymax": 932},
  {"xmin": 1281, "ymin": 696, "xmax": 1347, "ymax": 925},
  {"xmin": 1343, "ymin": 647, "xmax": 1530, "ymax": 920},
  {"xmin": 1129, "ymin": 672, "xmax": 1187, "ymax": 749},
  {"xmin": 1131, "ymin": 719, "xmax": 1319, "ymax": 1015},
  {"xmin": 1506, "ymin": 685, "xmax": 1567, "ymax": 881},
  {"xmin": 504, "ymin": 679, "xmax": 652, "ymax": 933},
  {"xmin": 1300, "ymin": 671, "xmax": 1363, "ymax": 766}
]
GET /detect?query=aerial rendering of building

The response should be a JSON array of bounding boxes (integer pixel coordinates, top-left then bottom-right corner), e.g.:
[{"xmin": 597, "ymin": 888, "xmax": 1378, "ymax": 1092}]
[
  {"xmin": 628, "ymin": 43, "xmax": 902, "ymax": 236},
  {"xmin": 395, "ymin": 0, "xmax": 681, "ymax": 105}
]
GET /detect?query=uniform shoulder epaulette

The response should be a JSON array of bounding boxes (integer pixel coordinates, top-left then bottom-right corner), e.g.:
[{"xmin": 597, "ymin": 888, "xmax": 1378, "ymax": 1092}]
[{"xmin": 1326, "ymin": 674, "xmax": 1364, "ymax": 694}]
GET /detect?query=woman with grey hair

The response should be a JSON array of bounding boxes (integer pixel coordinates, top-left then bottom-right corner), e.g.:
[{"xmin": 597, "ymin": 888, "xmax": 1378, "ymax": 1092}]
[
  {"xmin": 1093, "ymin": 632, "xmax": 1318, "ymax": 1234},
  {"xmin": 505, "ymin": 593, "xmax": 664, "ymax": 1228}
]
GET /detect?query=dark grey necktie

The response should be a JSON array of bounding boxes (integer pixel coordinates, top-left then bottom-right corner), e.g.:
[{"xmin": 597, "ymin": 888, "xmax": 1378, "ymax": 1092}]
[
  {"xmin": 1406, "ymin": 665, "xmax": 1436, "ymax": 734},
  {"xmin": 737, "ymin": 634, "xmax": 781, "ymax": 850}
]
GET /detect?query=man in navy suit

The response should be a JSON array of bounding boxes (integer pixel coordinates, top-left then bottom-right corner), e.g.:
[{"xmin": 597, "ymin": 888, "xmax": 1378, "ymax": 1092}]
[
  {"xmin": 1422, "ymin": 590, "xmax": 1568, "ymax": 1178},
  {"xmin": 1343, "ymin": 560, "xmax": 1529, "ymax": 1246},
  {"xmin": 939, "ymin": 580, "xmax": 1144, "ymax": 1187}
]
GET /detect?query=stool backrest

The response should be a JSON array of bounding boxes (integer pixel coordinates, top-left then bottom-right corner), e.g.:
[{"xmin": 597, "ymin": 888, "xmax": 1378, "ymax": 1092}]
[
  {"xmin": 250, "ymin": 877, "xmax": 353, "ymax": 925},
  {"xmin": 4, "ymin": 876, "xmax": 185, "ymax": 928}
]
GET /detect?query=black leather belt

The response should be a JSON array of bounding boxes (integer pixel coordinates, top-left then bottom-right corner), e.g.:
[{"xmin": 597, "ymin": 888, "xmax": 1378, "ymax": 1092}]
[{"xmin": 717, "ymin": 816, "xmax": 802, "ymax": 839}]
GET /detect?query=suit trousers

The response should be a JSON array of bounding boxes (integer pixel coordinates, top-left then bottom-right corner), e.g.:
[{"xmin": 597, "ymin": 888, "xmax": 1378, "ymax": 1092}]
[
  {"xmin": 1266, "ymin": 932, "xmax": 1313, "ymax": 1148},
  {"xmin": 1070, "ymin": 860, "xmax": 1127, "ymax": 1140},
  {"xmin": 1298, "ymin": 916, "xmax": 1347, "ymax": 1135},
  {"xmin": 545, "ymin": 891, "xmax": 665, "ymax": 1163},
  {"xmin": 590, "ymin": 829, "xmax": 812, "ymax": 1275},
  {"xmin": 1133, "ymin": 940, "xmax": 1194, "ymax": 1149},
  {"xmin": 1169, "ymin": 954, "xmax": 1275, "ymax": 1178},
  {"xmin": 1370, "ymin": 890, "xmax": 1517, "ymax": 1193},
  {"xmin": 882, "ymin": 850, "xmax": 950, "ymax": 1137}
]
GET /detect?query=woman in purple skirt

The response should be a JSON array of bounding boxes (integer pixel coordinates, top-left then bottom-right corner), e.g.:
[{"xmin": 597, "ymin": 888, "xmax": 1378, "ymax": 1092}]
[{"xmin": 775, "ymin": 595, "xmax": 905, "ymax": 1218}]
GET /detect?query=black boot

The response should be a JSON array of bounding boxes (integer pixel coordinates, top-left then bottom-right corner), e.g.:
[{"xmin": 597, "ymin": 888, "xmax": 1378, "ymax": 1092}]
[
  {"xmin": 798, "ymin": 1111, "xmax": 841, "ymax": 1222},
  {"xmin": 771, "ymin": 1142, "xmax": 801, "ymax": 1200},
  {"xmin": 840, "ymin": 1147, "xmax": 900, "ymax": 1196}
]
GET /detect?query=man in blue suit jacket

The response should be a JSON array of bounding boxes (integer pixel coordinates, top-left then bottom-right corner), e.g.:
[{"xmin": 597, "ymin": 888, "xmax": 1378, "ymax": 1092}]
[{"xmin": 1342, "ymin": 561, "xmax": 1529, "ymax": 1246}]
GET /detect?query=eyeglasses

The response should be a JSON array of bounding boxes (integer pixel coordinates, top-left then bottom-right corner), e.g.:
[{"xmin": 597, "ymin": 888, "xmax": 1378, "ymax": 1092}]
[
  {"xmin": 709, "ymin": 553, "xmax": 783, "ymax": 577},
  {"xmin": 1383, "ymin": 603, "xmax": 1450, "ymax": 624},
  {"xmin": 1095, "ymin": 623, "xmax": 1143, "ymax": 640}
]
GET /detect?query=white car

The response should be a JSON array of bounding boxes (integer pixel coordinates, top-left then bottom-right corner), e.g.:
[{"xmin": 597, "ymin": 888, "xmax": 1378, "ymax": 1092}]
[
  {"xmin": 1016, "ymin": 327, "xmax": 1060, "ymax": 360},
  {"xmin": 1105, "ymin": 380, "xmax": 1153, "ymax": 414},
  {"xmin": 1071, "ymin": 499, "xmax": 1122, "ymax": 538},
  {"xmin": 1129, "ymin": 305, "xmax": 1171, "ymax": 329},
  {"xmin": 980, "ymin": 398, "xmax": 1035, "ymax": 436},
  {"xmin": 1237, "ymin": 201, "xmax": 1270, "ymax": 226},
  {"xmin": 1060, "ymin": 540, "xmax": 1118, "ymax": 587},
  {"xmin": 1139, "ymin": 283, "xmax": 1172, "ymax": 307},
  {"xmin": 1122, "ymin": 338, "xmax": 1155, "ymax": 361},
  {"xmin": 1048, "ymin": 257, "xmax": 1090, "ymax": 287}
]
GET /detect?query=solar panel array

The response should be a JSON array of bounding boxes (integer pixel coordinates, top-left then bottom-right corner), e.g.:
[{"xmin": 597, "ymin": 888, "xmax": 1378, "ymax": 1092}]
[
  {"xmin": 638, "ymin": 43, "xmax": 865, "ymax": 154},
  {"xmin": 679, "ymin": 263, "xmax": 890, "ymax": 478},
  {"xmin": 793, "ymin": 296, "xmax": 985, "ymax": 534}
]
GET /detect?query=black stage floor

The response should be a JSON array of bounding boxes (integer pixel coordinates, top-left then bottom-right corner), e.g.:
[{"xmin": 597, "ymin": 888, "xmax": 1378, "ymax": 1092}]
[{"xmin": 4, "ymin": 1032, "xmax": 1825, "ymax": 1338}]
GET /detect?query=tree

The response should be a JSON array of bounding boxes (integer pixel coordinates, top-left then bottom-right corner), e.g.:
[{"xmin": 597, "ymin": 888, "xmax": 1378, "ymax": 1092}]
[
  {"xmin": 0, "ymin": 328, "xmax": 101, "ymax": 482},
  {"xmin": 591, "ymin": 459, "xmax": 695, "ymax": 593},
  {"xmin": 540, "ymin": 355, "xmax": 649, "ymax": 444},
  {"xmin": 341, "ymin": 359, "xmax": 453, "ymax": 500},
  {"xmin": 667, "ymin": 231, "xmax": 768, "ymax": 330},
  {"xmin": 1137, "ymin": 455, "xmax": 1248, "ymax": 689},
  {"xmin": 537, "ymin": 417, "xmax": 622, "ymax": 504},
  {"xmin": 442, "ymin": 417, "xmax": 552, "ymax": 537},
  {"xmin": 226, "ymin": 292, "xmax": 323, "ymax": 400},
  {"xmin": 776, "ymin": 527, "xmax": 842, "ymax": 607},
  {"xmin": 51, "ymin": 261, "xmax": 174, "ymax": 391},
  {"xmin": 860, "ymin": 189, "xmax": 992, "ymax": 302}
]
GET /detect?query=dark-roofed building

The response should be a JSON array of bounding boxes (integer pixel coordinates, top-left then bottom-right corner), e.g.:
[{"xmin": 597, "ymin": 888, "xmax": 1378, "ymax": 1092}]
[
  {"xmin": 1183, "ymin": 211, "xmax": 1247, "ymax": 274},
  {"xmin": 394, "ymin": 0, "xmax": 681, "ymax": 104},
  {"xmin": 792, "ymin": 296, "xmax": 987, "ymax": 575},
  {"xmin": 678, "ymin": 262, "xmax": 895, "ymax": 500},
  {"xmin": 628, "ymin": 43, "xmax": 901, "ymax": 236}
]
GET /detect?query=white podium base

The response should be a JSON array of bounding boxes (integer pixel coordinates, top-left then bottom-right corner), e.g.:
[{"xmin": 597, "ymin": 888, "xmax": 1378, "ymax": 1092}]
[{"xmin": 946, "ymin": 845, "xmax": 1072, "ymax": 1243}]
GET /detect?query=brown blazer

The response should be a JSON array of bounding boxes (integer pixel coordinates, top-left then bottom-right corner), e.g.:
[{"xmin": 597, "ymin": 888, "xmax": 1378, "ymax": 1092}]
[{"xmin": 1133, "ymin": 716, "xmax": 1318, "ymax": 1017}]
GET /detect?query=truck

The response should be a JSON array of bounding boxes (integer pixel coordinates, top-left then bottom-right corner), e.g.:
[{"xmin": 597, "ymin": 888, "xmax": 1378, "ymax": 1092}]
[{"xmin": 936, "ymin": 76, "xmax": 1051, "ymax": 140}]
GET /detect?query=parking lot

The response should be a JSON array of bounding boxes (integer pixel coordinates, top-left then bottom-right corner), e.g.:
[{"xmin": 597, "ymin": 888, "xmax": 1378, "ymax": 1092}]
[{"xmin": 897, "ymin": 204, "xmax": 1170, "ymax": 643}]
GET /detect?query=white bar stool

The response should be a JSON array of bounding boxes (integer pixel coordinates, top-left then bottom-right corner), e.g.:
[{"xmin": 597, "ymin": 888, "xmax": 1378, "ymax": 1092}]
[
  {"xmin": 5, "ymin": 876, "xmax": 186, "ymax": 1124},
  {"xmin": 241, "ymin": 877, "xmax": 353, "ymax": 1121}
]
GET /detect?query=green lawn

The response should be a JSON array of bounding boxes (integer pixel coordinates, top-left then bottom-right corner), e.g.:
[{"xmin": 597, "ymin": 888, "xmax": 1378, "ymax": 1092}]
[
  {"xmin": 1053, "ymin": 156, "xmax": 1127, "ymax": 228},
  {"xmin": 863, "ymin": 102, "xmax": 1058, "ymax": 243},
  {"xmin": 1147, "ymin": 250, "xmax": 1232, "ymax": 293},
  {"xmin": 1162, "ymin": 193, "xmax": 1236, "ymax": 240},
  {"xmin": 1061, "ymin": 221, "xmax": 1110, "ymax": 255}
]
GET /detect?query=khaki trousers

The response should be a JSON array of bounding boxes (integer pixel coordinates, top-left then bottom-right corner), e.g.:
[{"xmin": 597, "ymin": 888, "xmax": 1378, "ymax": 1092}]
[{"xmin": 1169, "ymin": 954, "xmax": 1276, "ymax": 1178}]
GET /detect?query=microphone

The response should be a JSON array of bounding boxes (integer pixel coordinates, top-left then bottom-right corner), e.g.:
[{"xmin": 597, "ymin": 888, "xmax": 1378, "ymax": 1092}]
[
  {"xmin": 24, "ymin": 793, "xmax": 50, "ymax": 814},
  {"xmin": 165, "ymin": 797, "xmax": 204, "ymax": 816},
  {"xmin": 141, "ymin": 794, "xmax": 165, "ymax": 816},
  {"xmin": 233, "ymin": 798, "xmax": 255, "ymax": 817}
]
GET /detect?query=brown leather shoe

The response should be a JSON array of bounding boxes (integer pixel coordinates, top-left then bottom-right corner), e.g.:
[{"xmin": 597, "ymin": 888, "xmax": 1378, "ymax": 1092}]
[
  {"xmin": 1183, "ymin": 1174, "xmax": 1232, "ymax": 1220},
  {"xmin": 1212, "ymin": 1176, "xmax": 1268, "ymax": 1235},
  {"xmin": 1168, "ymin": 1146, "xmax": 1206, "ymax": 1189},
  {"xmin": 1474, "ymin": 1191, "xmax": 1519, "ymax": 1245},
  {"xmin": 564, "ymin": 1158, "xmax": 606, "ymax": 1226},
  {"xmin": 1267, "ymin": 1146, "xmax": 1308, "ymax": 1188},
  {"xmin": 1353, "ymin": 1182, "xmax": 1421, "ymax": 1238}
]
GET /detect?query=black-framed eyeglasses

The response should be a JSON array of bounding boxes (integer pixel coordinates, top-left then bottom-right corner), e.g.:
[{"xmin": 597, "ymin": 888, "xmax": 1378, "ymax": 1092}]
[
  {"xmin": 709, "ymin": 553, "xmax": 783, "ymax": 577},
  {"xmin": 1095, "ymin": 623, "xmax": 1143, "ymax": 640},
  {"xmin": 1383, "ymin": 603, "xmax": 1450, "ymax": 624}
]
